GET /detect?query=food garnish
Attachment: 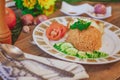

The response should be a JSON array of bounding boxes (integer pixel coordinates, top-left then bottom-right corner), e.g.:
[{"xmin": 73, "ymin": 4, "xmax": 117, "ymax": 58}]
[
  {"xmin": 70, "ymin": 19, "xmax": 91, "ymax": 31},
  {"xmin": 46, "ymin": 22, "xmax": 67, "ymax": 41},
  {"xmin": 54, "ymin": 42, "xmax": 108, "ymax": 59}
]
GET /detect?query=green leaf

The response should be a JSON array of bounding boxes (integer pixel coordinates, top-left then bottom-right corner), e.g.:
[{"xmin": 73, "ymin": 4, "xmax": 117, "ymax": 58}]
[
  {"xmin": 11, "ymin": 17, "xmax": 23, "ymax": 44},
  {"xmin": 84, "ymin": 22, "xmax": 91, "ymax": 29},
  {"xmin": 70, "ymin": 23, "xmax": 77, "ymax": 29},
  {"xmin": 70, "ymin": 19, "xmax": 91, "ymax": 31},
  {"xmin": 14, "ymin": 0, "xmax": 23, "ymax": 9}
]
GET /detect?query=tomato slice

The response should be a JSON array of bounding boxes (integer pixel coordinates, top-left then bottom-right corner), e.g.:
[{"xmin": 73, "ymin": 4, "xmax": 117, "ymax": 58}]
[
  {"xmin": 46, "ymin": 22, "xmax": 67, "ymax": 41},
  {"xmin": 60, "ymin": 25, "xmax": 67, "ymax": 38},
  {"xmin": 46, "ymin": 27, "xmax": 62, "ymax": 40},
  {"xmin": 52, "ymin": 22, "xmax": 67, "ymax": 38}
]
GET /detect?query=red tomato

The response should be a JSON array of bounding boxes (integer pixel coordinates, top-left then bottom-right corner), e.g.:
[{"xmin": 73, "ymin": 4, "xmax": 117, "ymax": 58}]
[
  {"xmin": 60, "ymin": 26, "xmax": 67, "ymax": 38},
  {"xmin": 46, "ymin": 22, "xmax": 67, "ymax": 41},
  {"xmin": 46, "ymin": 27, "xmax": 62, "ymax": 40},
  {"xmin": 5, "ymin": 7, "xmax": 16, "ymax": 30}
]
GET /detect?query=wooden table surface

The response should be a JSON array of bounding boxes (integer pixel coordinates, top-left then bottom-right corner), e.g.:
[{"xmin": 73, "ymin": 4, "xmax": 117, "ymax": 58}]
[{"xmin": 14, "ymin": 2, "xmax": 120, "ymax": 80}]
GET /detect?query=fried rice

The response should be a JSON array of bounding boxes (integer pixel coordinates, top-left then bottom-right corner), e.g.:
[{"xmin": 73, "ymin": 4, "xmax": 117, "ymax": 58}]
[{"xmin": 66, "ymin": 26, "xmax": 102, "ymax": 51}]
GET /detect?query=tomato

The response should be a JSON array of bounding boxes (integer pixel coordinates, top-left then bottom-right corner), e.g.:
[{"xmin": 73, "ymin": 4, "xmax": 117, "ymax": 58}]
[
  {"xmin": 5, "ymin": 7, "xmax": 16, "ymax": 30},
  {"xmin": 50, "ymin": 22, "xmax": 67, "ymax": 37},
  {"xmin": 59, "ymin": 24, "xmax": 67, "ymax": 38},
  {"xmin": 46, "ymin": 22, "xmax": 67, "ymax": 41},
  {"xmin": 46, "ymin": 27, "xmax": 62, "ymax": 40}
]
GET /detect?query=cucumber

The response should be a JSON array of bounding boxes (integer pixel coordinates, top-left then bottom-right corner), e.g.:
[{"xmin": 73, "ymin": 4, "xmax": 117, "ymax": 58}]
[
  {"xmin": 77, "ymin": 51, "xmax": 88, "ymax": 59},
  {"xmin": 60, "ymin": 42, "xmax": 73, "ymax": 51},
  {"xmin": 64, "ymin": 47, "xmax": 78, "ymax": 56},
  {"xmin": 54, "ymin": 42, "xmax": 108, "ymax": 59},
  {"xmin": 55, "ymin": 42, "xmax": 64, "ymax": 47},
  {"xmin": 93, "ymin": 51, "xmax": 108, "ymax": 58},
  {"xmin": 86, "ymin": 52, "xmax": 98, "ymax": 58},
  {"xmin": 54, "ymin": 42, "xmax": 64, "ymax": 51}
]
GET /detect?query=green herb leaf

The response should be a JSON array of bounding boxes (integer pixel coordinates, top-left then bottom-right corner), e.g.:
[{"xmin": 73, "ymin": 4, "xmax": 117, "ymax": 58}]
[
  {"xmin": 70, "ymin": 22, "xmax": 77, "ymax": 29},
  {"xmin": 70, "ymin": 19, "xmax": 91, "ymax": 31},
  {"xmin": 14, "ymin": 0, "xmax": 23, "ymax": 9}
]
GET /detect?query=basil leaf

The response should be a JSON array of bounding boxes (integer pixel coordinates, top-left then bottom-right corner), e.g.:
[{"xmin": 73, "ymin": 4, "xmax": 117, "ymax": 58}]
[
  {"xmin": 70, "ymin": 22, "xmax": 78, "ymax": 29},
  {"xmin": 70, "ymin": 19, "xmax": 91, "ymax": 31},
  {"xmin": 84, "ymin": 22, "xmax": 91, "ymax": 29},
  {"xmin": 77, "ymin": 22, "xmax": 85, "ymax": 31}
]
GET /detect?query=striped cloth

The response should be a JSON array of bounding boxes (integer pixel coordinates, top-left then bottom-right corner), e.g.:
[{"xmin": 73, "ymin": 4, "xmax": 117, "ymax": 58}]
[{"xmin": 0, "ymin": 64, "xmax": 15, "ymax": 80}]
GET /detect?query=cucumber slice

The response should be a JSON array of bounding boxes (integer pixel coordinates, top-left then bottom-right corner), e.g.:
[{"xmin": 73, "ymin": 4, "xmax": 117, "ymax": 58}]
[
  {"xmin": 60, "ymin": 42, "xmax": 73, "ymax": 51},
  {"xmin": 77, "ymin": 51, "xmax": 88, "ymax": 59},
  {"xmin": 93, "ymin": 51, "xmax": 108, "ymax": 58},
  {"xmin": 65, "ymin": 47, "xmax": 78, "ymax": 56},
  {"xmin": 54, "ymin": 42, "xmax": 108, "ymax": 59},
  {"xmin": 86, "ymin": 52, "xmax": 98, "ymax": 58},
  {"xmin": 55, "ymin": 42, "xmax": 64, "ymax": 47},
  {"xmin": 54, "ymin": 42, "xmax": 64, "ymax": 51}
]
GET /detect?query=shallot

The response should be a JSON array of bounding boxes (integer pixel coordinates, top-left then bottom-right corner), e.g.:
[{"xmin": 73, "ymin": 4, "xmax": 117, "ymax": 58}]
[
  {"xmin": 34, "ymin": 15, "xmax": 48, "ymax": 25},
  {"xmin": 21, "ymin": 14, "xmax": 34, "ymax": 25},
  {"xmin": 94, "ymin": 4, "xmax": 106, "ymax": 14}
]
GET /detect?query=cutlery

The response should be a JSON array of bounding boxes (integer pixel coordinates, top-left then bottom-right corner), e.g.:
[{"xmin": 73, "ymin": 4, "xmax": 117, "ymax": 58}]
[
  {"xmin": 0, "ymin": 44, "xmax": 74, "ymax": 77},
  {"xmin": 0, "ymin": 51, "xmax": 46, "ymax": 80}
]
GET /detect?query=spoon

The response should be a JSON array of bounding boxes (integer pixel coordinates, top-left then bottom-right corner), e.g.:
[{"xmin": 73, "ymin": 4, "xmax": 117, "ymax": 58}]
[{"xmin": 0, "ymin": 44, "xmax": 74, "ymax": 77}]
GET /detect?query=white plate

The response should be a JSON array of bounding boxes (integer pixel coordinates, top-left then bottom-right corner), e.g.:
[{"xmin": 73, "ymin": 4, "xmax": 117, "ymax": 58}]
[{"xmin": 33, "ymin": 16, "xmax": 120, "ymax": 64}]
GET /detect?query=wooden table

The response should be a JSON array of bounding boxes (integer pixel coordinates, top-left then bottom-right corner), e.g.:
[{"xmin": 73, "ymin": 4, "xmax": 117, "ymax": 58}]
[{"xmin": 14, "ymin": 2, "xmax": 120, "ymax": 80}]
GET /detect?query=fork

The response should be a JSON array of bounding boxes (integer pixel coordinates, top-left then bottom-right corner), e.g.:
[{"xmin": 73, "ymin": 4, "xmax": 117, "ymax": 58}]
[
  {"xmin": 0, "ymin": 51, "xmax": 14, "ymax": 66},
  {"xmin": 0, "ymin": 51, "xmax": 46, "ymax": 80}
]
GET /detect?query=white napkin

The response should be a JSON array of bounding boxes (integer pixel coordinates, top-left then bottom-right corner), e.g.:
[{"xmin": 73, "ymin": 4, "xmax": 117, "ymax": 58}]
[{"xmin": 0, "ymin": 53, "xmax": 89, "ymax": 80}]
